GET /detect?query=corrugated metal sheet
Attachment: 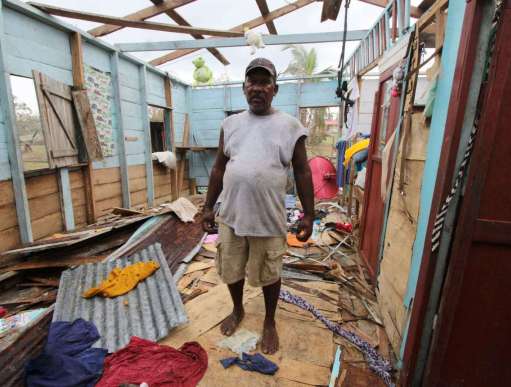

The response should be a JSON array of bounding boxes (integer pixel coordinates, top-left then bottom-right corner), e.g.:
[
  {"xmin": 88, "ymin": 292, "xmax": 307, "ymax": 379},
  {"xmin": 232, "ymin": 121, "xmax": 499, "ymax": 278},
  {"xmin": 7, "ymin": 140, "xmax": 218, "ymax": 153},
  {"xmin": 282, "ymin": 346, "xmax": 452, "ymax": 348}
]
[{"xmin": 53, "ymin": 243, "xmax": 187, "ymax": 352}]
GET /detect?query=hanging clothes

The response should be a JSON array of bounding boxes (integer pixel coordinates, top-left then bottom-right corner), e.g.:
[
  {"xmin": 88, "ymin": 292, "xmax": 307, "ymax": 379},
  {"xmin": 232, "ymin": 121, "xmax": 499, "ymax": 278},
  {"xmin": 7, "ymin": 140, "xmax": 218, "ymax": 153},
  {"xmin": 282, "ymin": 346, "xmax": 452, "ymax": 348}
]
[
  {"xmin": 83, "ymin": 261, "xmax": 160, "ymax": 298},
  {"xmin": 345, "ymin": 77, "xmax": 360, "ymax": 137},
  {"xmin": 96, "ymin": 337, "xmax": 208, "ymax": 387},
  {"xmin": 279, "ymin": 290, "xmax": 394, "ymax": 387},
  {"xmin": 343, "ymin": 139, "xmax": 370, "ymax": 168},
  {"xmin": 25, "ymin": 319, "xmax": 107, "ymax": 387},
  {"xmin": 335, "ymin": 139, "xmax": 348, "ymax": 188}
]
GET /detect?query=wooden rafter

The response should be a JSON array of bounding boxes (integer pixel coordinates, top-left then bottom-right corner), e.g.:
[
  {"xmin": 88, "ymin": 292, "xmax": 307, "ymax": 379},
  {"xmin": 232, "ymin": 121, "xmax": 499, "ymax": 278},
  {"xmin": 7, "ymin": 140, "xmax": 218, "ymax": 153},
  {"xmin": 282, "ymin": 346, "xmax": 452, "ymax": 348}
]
[
  {"xmin": 149, "ymin": 0, "xmax": 316, "ymax": 66},
  {"xmin": 87, "ymin": 0, "xmax": 196, "ymax": 37},
  {"xmin": 255, "ymin": 0, "xmax": 278, "ymax": 34},
  {"xmin": 117, "ymin": 30, "xmax": 368, "ymax": 52},
  {"xmin": 149, "ymin": 0, "xmax": 229, "ymax": 66},
  {"xmin": 30, "ymin": 3, "xmax": 243, "ymax": 37},
  {"xmin": 357, "ymin": 0, "xmax": 423, "ymax": 19}
]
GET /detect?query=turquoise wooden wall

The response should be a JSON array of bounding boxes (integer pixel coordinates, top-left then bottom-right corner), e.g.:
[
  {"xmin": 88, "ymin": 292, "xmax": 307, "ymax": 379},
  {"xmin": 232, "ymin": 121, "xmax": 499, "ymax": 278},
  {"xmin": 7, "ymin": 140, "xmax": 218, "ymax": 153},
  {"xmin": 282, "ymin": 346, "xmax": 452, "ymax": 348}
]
[
  {"xmin": 0, "ymin": 1, "xmax": 188, "ymax": 180},
  {"xmin": 189, "ymin": 79, "xmax": 341, "ymax": 185}
]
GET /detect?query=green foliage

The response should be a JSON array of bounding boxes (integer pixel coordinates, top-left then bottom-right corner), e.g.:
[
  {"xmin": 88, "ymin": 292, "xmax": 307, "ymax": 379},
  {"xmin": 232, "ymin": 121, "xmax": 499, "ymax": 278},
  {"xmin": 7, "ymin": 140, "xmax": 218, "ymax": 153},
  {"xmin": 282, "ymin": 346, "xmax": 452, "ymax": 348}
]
[{"xmin": 282, "ymin": 44, "xmax": 336, "ymax": 78}]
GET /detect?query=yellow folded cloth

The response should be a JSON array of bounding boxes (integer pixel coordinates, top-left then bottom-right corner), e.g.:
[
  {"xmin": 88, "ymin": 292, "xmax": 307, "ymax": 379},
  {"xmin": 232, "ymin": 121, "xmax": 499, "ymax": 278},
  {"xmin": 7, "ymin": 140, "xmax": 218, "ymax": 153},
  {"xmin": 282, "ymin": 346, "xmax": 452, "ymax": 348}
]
[
  {"xmin": 83, "ymin": 261, "xmax": 160, "ymax": 298},
  {"xmin": 343, "ymin": 139, "xmax": 370, "ymax": 167}
]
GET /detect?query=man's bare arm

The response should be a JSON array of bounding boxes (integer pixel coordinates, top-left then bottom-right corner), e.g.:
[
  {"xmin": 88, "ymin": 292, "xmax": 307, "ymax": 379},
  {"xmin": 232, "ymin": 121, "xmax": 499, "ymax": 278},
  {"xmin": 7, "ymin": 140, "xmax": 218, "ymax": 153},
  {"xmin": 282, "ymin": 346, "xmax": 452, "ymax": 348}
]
[
  {"xmin": 201, "ymin": 129, "xmax": 229, "ymax": 232},
  {"xmin": 292, "ymin": 136, "xmax": 314, "ymax": 241}
]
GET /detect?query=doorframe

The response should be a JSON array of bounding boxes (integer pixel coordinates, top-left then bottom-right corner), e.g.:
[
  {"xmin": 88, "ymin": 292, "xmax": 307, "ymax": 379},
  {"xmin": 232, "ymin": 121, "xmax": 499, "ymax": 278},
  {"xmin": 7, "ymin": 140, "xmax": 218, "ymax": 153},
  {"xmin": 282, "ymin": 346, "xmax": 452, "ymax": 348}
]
[
  {"xmin": 358, "ymin": 65, "xmax": 401, "ymax": 277},
  {"xmin": 400, "ymin": 0, "xmax": 489, "ymax": 384}
]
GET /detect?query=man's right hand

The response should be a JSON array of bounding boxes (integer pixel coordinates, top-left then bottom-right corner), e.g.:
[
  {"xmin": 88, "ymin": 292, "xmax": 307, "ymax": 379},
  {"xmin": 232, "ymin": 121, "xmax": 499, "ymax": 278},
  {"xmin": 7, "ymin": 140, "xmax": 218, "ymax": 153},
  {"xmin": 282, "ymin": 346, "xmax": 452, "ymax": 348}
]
[{"xmin": 201, "ymin": 207, "xmax": 216, "ymax": 233}]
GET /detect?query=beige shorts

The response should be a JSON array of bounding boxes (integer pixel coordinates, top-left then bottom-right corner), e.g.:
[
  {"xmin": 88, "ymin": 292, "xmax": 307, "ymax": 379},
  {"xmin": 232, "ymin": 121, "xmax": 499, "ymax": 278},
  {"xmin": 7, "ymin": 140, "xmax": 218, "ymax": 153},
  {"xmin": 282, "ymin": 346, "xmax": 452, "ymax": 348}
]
[{"xmin": 216, "ymin": 223, "xmax": 287, "ymax": 287}]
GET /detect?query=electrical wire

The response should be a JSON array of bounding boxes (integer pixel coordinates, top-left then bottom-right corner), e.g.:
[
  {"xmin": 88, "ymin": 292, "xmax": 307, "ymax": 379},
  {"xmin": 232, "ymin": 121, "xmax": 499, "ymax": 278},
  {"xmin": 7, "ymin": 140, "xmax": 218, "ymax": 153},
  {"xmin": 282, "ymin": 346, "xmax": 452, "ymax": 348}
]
[{"xmin": 336, "ymin": 0, "xmax": 353, "ymax": 104}]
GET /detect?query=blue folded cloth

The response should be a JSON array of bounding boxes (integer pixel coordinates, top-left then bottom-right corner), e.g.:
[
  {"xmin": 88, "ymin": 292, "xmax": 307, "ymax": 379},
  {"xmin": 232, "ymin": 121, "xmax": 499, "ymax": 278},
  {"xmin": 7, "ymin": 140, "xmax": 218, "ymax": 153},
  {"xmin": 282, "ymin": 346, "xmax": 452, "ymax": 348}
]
[
  {"xmin": 220, "ymin": 353, "xmax": 278, "ymax": 375},
  {"xmin": 25, "ymin": 319, "xmax": 107, "ymax": 387}
]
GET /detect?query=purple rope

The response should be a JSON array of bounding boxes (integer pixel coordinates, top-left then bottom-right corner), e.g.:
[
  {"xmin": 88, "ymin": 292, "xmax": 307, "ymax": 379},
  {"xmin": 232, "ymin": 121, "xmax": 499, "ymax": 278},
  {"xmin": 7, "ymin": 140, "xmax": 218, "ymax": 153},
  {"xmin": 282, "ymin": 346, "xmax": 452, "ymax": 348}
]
[{"xmin": 279, "ymin": 289, "xmax": 394, "ymax": 386}]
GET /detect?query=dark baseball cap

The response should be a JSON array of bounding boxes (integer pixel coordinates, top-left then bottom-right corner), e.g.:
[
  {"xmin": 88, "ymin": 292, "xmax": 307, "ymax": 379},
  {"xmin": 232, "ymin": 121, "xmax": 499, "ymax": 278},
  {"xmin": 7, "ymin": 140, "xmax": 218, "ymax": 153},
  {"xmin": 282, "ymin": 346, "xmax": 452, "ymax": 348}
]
[{"xmin": 245, "ymin": 57, "xmax": 277, "ymax": 79}]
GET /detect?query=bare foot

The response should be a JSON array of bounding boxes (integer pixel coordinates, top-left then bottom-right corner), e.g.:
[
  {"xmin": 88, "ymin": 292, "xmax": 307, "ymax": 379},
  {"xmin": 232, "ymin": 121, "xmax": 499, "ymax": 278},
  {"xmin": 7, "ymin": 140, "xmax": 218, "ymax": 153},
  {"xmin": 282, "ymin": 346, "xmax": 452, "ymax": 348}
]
[
  {"xmin": 220, "ymin": 308, "xmax": 244, "ymax": 336},
  {"xmin": 261, "ymin": 320, "xmax": 279, "ymax": 354}
]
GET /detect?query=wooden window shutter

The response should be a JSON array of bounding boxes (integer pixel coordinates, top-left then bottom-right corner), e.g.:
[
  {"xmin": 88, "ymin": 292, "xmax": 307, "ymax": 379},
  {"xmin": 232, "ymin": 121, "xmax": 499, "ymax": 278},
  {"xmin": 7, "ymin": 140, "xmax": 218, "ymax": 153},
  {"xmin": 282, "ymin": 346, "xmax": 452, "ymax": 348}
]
[{"xmin": 33, "ymin": 70, "xmax": 79, "ymax": 168}]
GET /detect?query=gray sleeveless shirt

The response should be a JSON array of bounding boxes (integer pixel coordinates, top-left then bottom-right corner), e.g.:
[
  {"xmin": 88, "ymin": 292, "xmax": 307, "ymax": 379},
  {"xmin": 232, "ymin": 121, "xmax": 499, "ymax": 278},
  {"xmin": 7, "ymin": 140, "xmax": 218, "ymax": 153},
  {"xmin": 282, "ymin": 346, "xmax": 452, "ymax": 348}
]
[{"xmin": 218, "ymin": 109, "xmax": 308, "ymax": 237}]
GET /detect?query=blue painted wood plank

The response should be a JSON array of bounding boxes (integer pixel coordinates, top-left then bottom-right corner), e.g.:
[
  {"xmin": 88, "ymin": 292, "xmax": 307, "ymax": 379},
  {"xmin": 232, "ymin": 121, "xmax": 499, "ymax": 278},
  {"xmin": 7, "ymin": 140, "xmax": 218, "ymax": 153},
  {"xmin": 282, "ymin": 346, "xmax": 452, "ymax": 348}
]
[
  {"xmin": 120, "ymin": 100, "xmax": 143, "ymax": 120},
  {"xmin": 111, "ymin": 52, "xmax": 130, "ymax": 208},
  {"xmin": 146, "ymin": 93, "xmax": 166, "ymax": 108},
  {"xmin": 0, "ymin": 161, "xmax": 11, "ymax": 180},
  {"xmin": 117, "ymin": 30, "xmax": 367, "ymax": 52},
  {"xmin": 5, "ymin": 54, "xmax": 73, "ymax": 84},
  {"xmin": 139, "ymin": 65, "xmax": 153, "ymax": 207},
  {"xmin": 5, "ymin": 34, "xmax": 72, "ymax": 72},
  {"xmin": 118, "ymin": 86, "xmax": 141, "ymax": 104},
  {"xmin": 127, "ymin": 153, "xmax": 145, "ymax": 166},
  {"xmin": 146, "ymin": 70, "xmax": 165, "ymax": 96},
  {"xmin": 0, "ymin": 2, "xmax": 32, "ymax": 242},
  {"xmin": 92, "ymin": 156, "xmax": 119, "ymax": 170},
  {"xmin": 3, "ymin": 6, "xmax": 69, "ymax": 48},
  {"xmin": 192, "ymin": 110, "xmax": 226, "ymax": 121},
  {"xmin": 82, "ymin": 41, "xmax": 111, "ymax": 72},
  {"xmin": 57, "ymin": 168, "xmax": 75, "ymax": 231}
]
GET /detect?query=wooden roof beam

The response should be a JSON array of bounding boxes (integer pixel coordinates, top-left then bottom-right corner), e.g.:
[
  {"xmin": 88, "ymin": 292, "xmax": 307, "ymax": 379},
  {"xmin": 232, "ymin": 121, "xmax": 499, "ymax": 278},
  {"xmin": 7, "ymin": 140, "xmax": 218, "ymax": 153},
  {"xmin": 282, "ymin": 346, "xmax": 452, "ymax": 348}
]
[
  {"xmin": 117, "ymin": 30, "xmax": 368, "ymax": 51},
  {"xmin": 149, "ymin": 0, "xmax": 230, "ymax": 66},
  {"xmin": 87, "ymin": 0, "xmax": 197, "ymax": 37},
  {"xmin": 357, "ymin": 0, "xmax": 423, "ymax": 19},
  {"xmin": 255, "ymin": 0, "xmax": 278, "ymax": 34},
  {"xmin": 149, "ymin": 0, "xmax": 316, "ymax": 66},
  {"xmin": 30, "ymin": 2, "xmax": 243, "ymax": 37}
]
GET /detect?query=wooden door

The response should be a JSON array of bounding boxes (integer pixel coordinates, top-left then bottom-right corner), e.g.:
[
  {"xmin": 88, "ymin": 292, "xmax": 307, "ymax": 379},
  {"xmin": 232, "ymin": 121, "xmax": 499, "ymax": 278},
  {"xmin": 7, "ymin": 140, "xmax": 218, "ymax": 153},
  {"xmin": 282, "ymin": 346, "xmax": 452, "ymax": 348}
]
[
  {"xmin": 359, "ymin": 74, "xmax": 401, "ymax": 276},
  {"xmin": 424, "ymin": 3, "xmax": 511, "ymax": 385}
]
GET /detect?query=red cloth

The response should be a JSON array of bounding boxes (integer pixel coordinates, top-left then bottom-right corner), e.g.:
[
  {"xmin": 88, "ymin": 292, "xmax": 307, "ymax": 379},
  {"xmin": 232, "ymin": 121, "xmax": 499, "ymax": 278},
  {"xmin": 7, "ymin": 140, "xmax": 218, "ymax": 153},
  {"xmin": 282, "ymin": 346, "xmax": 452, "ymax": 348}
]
[{"xmin": 96, "ymin": 337, "xmax": 208, "ymax": 387}]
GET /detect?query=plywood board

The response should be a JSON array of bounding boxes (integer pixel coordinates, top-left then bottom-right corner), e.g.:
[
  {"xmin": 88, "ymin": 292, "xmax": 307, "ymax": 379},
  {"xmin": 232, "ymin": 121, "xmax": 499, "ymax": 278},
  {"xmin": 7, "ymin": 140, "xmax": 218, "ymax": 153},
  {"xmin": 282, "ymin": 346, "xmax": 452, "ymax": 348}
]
[
  {"xmin": 277, "ymin": 358, "xmax": 331, "ymax": 385},
  {"xmin": 0, "ymin": 180, "xmax": 15, "ymax": 207},
  {"xmin": 160, "ymin": 284, "xmax": 262, "ymax": 348},
  {"xmin": 93, "ymin": 167, "xmax": 121, "ymax": 185},
  {"xmin": 25, "ymin": 174, "xmax": 59, "ymax": 199},
  {"xmin": 185, "ymin": 261, "xmax": 215, "ymax": 275}
]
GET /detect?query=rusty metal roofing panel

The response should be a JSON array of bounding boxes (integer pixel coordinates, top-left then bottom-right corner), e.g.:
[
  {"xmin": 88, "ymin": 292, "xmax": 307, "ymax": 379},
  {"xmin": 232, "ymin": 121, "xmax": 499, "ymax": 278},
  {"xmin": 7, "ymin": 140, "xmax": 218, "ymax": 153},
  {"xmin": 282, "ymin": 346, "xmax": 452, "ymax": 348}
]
[{"xmin": 53, "ymin": 243, "xmax": 187, "ymax": 352}]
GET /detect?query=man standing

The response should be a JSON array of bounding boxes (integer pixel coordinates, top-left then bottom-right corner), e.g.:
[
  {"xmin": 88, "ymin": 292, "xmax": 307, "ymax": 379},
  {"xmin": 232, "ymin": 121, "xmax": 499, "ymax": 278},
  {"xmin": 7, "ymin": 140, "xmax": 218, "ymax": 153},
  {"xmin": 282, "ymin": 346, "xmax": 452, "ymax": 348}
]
[{"xmin": 201, "ymin": 58, "xmax": 314, "ymax": 354}]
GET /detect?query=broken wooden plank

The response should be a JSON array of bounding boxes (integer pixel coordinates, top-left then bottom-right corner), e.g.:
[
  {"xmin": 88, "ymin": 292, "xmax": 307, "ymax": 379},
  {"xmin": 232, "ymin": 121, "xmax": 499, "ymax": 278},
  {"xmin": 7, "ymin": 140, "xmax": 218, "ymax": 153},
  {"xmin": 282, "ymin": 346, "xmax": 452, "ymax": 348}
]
[
  {"xmin": 149, "ymin": 0, "xmax": 315, "ymax": 66},
  {"xmin": 30, "ymin": 3, "xmax": 244, "ymax": 37},
  {"xmin": 160, "ymin": 284, "xmax": 261, "ymax": 348},
  {"xmin": 184, "ymin": 261, "xmax": 215, "ymax": 275},
  {"xmin": 149, "ymin": 0, "xmax": 229, "ymax": 65},
  {"xmin": 256, "ymin": 0, "xmax": 278, "ymax": 34},
  {"xmin": 112, "ymin": 207, "xmax": 144, "ymax": 216},
  {"xmin": 88, "ymin": 0, "xmax": 197, "ymax": 37}
]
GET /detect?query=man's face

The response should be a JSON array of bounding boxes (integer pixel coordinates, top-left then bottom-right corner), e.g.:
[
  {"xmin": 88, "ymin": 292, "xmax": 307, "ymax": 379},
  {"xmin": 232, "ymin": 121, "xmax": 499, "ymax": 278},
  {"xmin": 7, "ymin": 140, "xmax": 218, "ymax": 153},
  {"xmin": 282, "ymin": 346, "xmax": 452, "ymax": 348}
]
[{"xmin": 243, "ymin": 68, "xmax": 278, "ymax": 115}]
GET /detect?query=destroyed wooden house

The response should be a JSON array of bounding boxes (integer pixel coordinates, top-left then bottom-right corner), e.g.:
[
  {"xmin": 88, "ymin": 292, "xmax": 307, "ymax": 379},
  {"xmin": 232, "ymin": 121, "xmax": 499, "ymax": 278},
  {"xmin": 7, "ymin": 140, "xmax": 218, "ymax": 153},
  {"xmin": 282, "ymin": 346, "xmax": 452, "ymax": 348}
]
[{"xmin": 0, "ymin": 0, "xmax": 510, "ymax": 386}]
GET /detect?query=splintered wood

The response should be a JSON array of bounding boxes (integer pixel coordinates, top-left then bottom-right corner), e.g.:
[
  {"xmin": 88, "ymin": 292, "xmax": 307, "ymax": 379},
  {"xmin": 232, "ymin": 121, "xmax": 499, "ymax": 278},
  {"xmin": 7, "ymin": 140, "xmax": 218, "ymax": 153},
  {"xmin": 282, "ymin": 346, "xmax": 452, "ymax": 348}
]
[{"xmin": 160, "ymin": 236, "xmax": 396, "ymax": 386}]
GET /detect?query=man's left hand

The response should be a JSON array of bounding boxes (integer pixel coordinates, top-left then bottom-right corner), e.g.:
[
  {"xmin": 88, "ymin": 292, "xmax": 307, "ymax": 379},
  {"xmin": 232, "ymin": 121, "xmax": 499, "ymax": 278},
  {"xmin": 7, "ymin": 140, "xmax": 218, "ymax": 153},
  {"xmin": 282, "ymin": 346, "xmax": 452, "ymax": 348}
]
[{"xmin": 296, "ymin": 215, "xmax": 313, "ymax": 242}]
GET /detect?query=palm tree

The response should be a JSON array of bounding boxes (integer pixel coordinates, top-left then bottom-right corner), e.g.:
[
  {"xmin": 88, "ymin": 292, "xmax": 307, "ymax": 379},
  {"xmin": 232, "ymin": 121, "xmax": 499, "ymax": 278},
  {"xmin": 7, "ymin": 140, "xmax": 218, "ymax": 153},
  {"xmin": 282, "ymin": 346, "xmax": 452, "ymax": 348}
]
[
  {"xmin": 282, "ymin": 44, "xmax": 336, "ymax": 78},
  {"xmin": 282, "ymin": 45, "xmax": 336, "ymax": 151}
]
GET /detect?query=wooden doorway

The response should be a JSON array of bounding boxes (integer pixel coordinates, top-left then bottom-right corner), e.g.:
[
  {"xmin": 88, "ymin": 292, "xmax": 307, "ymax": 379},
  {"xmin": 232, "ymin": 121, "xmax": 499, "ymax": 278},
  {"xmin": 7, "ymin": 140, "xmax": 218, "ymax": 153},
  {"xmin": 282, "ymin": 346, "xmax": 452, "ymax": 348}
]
[
  {"xmin": 423, "ymin": 2, "xmax": 511, "ymax": 385},
  {"xmin": 359, "ymin": 72, "xmax": 401, "ymax": 276}
]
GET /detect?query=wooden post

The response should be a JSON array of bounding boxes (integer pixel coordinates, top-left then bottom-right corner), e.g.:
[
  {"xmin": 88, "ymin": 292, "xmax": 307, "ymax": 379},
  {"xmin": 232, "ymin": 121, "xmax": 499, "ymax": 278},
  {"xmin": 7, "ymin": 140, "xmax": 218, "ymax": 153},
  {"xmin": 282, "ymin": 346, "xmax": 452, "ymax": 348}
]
[
  {"xmin": 164, "ymin": 76, "xmax": 178, "ymax": 200},
  {"xmin": 139, "ymin": 65, "xmax": 154, "ymax": 207},
  {"xmin": 177, "ymin": 114, "xmax": 190, "ymax": 197},
  {"xmin": 70, "ymin": 31, "xmax": 97, "ymax": 223},
  {"xmin": 0, "ymin": 3, "xmax": 33, "ymax": 243},
  {"xmin": 111, "ymin": 52, "xmax": 131, "ymax": 208}
]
